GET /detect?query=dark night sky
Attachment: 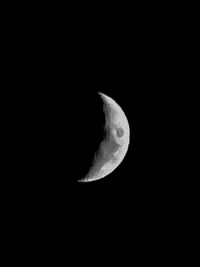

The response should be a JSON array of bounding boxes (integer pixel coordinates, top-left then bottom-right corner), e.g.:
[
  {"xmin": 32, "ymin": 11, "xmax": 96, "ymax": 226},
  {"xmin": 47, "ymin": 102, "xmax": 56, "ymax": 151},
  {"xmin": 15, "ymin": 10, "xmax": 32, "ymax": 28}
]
[
  {"xmin": 8, "ymin": 41, "xmax": 155, "ymax": 195},
  {"xmin": 2, "ymin": 5, "xmax": 183, "ymax": 256},
  {"xmin": 3, "ymin": 11, "xmax": 175, "ymax": 227}
]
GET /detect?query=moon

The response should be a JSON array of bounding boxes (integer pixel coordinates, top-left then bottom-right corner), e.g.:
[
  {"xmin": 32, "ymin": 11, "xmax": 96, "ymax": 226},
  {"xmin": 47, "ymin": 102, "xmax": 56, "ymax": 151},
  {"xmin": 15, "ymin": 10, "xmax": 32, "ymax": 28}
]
[{"xmin": 79, "ymin": 92, "xmax": 130, "ymax": 182}]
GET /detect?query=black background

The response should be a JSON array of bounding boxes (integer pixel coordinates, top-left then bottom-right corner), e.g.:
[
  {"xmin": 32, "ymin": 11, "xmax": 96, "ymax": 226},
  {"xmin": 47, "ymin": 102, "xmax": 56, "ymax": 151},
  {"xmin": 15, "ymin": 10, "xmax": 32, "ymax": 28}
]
[
  {"xmin": 6, "ymin": 40, "xmax": 164, "ymax": 230},
  {"xmin": 1, "ymin": 6, "xmax": 186, "ymax": 259},
  {"xmin": 3, "ymin": 16, "xmax": 168, "ymax": 211}
]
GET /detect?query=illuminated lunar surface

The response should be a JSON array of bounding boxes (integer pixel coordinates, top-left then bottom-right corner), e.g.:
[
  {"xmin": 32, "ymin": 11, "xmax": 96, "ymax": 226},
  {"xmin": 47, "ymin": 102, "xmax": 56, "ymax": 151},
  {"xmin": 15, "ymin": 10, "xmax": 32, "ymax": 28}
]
[{"xmin": 79, "ymin": 92, "xmax": 130, "ymax": 182}]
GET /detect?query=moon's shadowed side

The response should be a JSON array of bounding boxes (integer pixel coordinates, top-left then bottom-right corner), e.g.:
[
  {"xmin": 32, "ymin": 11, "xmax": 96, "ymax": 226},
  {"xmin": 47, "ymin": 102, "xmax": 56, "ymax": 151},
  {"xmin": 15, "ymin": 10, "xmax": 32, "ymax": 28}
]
[
  {"xmin": 74, "ymin": 93, "xmax": 109, "ymax": 180},
  {"xmin": 27, "ymin": 90, "xmax": 108, "ymax": 183}
]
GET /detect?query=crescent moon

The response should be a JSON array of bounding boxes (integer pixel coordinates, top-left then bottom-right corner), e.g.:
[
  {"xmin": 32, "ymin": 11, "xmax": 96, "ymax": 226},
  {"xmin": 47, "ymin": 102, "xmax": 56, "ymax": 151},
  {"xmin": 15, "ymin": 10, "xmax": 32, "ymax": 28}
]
[{"xmin": 79, "ymin": 92, "xmax": 130, "ymax": 182}]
